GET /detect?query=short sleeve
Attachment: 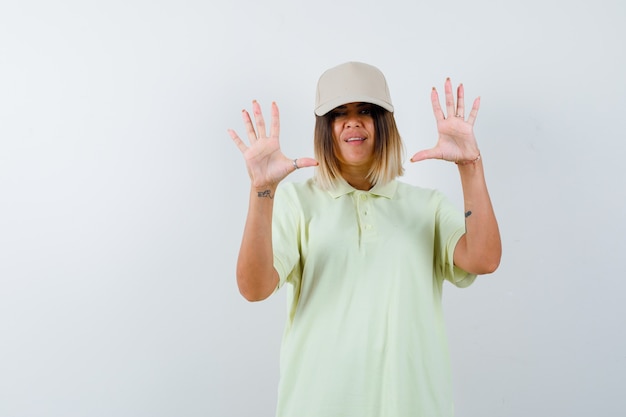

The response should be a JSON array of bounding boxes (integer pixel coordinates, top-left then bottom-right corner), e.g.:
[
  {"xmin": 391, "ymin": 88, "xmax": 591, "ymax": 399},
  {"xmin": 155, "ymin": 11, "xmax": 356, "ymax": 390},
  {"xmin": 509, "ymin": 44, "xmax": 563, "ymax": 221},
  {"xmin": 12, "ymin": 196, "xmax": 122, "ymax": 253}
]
[
  {"xmin": 434, "ymin": 192, "xmax": 477, "ymax": 288},
  {"xmin": 272, "ymin": 183, "xmax": 302, "ymax": 289}
]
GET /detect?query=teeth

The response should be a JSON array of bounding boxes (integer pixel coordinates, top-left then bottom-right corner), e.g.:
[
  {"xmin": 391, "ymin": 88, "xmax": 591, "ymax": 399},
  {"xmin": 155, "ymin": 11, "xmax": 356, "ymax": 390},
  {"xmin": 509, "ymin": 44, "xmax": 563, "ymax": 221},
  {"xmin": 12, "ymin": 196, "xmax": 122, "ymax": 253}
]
[{"xmin": 346, "ymin": 137, "xmax": 365, "ymax": 142}]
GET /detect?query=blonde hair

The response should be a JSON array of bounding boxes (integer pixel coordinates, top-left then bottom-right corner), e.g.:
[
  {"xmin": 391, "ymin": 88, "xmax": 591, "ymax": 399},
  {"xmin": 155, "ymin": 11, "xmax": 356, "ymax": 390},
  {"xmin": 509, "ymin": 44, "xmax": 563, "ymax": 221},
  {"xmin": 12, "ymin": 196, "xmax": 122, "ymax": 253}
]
[{"xmin": 313, "ymin": 106, "xmax": 405, "ymax": 190}]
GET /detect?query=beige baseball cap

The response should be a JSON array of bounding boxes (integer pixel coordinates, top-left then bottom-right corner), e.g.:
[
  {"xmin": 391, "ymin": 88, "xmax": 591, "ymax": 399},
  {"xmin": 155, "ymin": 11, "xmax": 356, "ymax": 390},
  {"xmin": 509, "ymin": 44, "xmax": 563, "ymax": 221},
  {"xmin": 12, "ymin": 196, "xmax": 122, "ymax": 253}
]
[{"xmin": 314, "ymin": 61, "xmax": 394, "ymax": 116}]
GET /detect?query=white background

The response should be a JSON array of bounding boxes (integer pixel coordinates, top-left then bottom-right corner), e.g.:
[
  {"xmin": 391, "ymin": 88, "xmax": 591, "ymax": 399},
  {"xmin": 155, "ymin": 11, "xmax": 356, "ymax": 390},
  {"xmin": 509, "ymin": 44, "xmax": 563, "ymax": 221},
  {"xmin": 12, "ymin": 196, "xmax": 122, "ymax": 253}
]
[{"xmin": 1, "ymin": 0, "xmax": 625, "ymax": 416}]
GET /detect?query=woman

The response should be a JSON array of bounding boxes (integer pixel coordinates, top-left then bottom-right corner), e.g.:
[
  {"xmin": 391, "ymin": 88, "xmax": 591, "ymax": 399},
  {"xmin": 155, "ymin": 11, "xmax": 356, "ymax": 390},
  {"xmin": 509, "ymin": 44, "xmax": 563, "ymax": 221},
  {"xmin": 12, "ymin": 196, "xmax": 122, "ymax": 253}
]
[{"xmin": 228, "ymin": 61, "xmax": 501, "ymax": 417}]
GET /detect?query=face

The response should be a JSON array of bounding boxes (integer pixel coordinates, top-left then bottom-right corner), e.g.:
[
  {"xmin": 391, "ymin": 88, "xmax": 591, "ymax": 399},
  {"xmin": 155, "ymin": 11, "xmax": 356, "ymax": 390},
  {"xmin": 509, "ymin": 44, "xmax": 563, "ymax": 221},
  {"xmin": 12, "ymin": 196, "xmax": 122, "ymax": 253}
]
[{"xmin": 330, "ymin": 102, "xmax": 376, "ymax": 172}]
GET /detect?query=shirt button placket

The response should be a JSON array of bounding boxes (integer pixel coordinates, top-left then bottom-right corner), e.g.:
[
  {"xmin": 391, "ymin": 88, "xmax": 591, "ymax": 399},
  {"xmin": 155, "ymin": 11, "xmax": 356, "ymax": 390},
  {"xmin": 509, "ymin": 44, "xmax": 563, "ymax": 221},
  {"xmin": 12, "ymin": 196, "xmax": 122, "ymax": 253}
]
[{"xmin": 361, "ymin": 194, "xmax": 374, "ymax": 238}]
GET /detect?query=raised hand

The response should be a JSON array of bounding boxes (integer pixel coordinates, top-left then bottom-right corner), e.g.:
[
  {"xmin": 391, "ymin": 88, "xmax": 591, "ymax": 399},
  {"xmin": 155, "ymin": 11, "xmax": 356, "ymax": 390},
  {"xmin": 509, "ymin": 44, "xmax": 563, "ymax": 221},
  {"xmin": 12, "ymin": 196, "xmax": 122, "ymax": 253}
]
[
  {"xmin": 410, "ymin": 78, "xmax": 481, "ymax": 164},
  {"xmin": 228, "ymin": 101, "xmax": 318, "ymax": 188}
]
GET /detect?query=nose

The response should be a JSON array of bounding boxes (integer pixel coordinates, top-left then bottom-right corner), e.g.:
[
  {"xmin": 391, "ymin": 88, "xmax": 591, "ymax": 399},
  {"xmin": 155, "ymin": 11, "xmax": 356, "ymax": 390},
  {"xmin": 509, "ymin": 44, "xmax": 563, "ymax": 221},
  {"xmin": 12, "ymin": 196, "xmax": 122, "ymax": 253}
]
[{"xmin": 345, "ymin": 113, "xmax": 362, "ymax": 128}]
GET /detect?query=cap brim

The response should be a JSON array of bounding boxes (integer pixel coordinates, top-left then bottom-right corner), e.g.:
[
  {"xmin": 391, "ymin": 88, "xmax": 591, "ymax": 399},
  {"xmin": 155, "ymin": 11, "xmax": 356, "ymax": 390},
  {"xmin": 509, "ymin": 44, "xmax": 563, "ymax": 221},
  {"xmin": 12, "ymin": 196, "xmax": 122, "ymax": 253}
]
[{"xmin": 315, "ymin": 95, "xmax": 394, "ymax": 116}]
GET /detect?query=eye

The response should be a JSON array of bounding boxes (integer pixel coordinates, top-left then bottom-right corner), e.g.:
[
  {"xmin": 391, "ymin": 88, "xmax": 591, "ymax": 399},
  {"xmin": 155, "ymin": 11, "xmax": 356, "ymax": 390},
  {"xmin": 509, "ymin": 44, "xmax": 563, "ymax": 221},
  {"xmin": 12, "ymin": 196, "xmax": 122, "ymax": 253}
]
[{"xmin": 359, "ymin": 108, "xmax": 372, "ymax": 115}]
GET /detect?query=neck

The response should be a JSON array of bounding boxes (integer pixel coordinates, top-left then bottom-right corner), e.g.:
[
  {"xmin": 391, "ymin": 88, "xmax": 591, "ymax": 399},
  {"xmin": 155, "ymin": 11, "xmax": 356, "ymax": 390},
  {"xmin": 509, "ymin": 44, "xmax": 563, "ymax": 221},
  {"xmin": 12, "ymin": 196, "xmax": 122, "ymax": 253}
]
[{"xmin": 341, "ymin": 170, "xmax": 373, "ymax": 191}]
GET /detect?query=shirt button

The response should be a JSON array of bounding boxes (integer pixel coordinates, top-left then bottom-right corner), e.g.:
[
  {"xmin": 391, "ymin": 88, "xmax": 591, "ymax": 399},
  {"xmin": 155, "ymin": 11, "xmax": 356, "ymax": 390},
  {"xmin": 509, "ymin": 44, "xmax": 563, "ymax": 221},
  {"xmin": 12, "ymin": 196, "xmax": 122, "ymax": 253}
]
[{"xmin": 360, "ymin": 194, "xmax": 367, "ymax": 201}]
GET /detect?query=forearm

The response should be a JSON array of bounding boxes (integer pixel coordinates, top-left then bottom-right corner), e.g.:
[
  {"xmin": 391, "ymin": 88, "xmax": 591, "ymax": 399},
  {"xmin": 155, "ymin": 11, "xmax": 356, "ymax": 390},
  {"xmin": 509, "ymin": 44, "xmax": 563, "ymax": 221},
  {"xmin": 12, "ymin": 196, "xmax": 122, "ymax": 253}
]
[
  {"xmin": 236, "ymin": 186, "xmax": 280, "ymax": 301},
  {"xmin": 454, "ymin": 159, "xmax": 502, "ymax": 274}
]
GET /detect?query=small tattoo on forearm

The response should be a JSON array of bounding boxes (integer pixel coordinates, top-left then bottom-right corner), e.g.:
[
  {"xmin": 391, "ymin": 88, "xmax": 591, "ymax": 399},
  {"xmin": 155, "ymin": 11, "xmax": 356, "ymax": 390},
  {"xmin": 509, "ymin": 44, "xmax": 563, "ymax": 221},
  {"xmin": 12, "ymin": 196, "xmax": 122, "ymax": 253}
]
[
  {"xmin": 465, "ymin": 210, "xmax": 472, "ymax": 218},
  {"xmin": 257, "ymin": 190, "xmax": 273, "ymax": 199}
]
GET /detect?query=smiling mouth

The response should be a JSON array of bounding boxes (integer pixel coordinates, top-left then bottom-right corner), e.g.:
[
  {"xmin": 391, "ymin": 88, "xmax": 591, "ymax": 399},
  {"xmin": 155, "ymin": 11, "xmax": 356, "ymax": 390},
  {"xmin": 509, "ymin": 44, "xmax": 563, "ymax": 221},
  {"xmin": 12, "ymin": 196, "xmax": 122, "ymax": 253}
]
[{"xmin": 345, "ymin": 137, "xmax": 365, "ymax": 142}]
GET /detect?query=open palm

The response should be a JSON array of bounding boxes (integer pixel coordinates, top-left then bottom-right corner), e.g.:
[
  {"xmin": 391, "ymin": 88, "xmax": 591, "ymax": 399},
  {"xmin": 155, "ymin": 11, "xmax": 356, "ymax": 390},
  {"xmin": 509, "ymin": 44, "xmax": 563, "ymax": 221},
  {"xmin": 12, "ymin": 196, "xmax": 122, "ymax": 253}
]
[
  {"xmin": 228, "ymin": 101, "xmax": 317, "ymax": 188},
  {"xmin": 411, "ymin": 78, "xmax": 481, "ymax": 164}
]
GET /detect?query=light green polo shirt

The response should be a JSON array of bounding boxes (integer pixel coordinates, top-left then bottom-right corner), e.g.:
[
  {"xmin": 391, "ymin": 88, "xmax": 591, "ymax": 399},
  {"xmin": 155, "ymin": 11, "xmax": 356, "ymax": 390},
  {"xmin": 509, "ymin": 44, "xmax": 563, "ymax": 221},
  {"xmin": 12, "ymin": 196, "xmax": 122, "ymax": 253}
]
[{"xmin": 272, "ymin": 178, "xmax": 475, "ymax": 417}]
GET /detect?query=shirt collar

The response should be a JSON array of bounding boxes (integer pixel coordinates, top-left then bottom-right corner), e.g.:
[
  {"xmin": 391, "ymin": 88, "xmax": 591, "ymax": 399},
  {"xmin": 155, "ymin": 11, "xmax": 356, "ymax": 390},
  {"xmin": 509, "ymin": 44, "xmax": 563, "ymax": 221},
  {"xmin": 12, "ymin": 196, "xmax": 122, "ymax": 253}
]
[{"xmin": 327, "ymin": 178, "xmax": 398, "ymax": 199}]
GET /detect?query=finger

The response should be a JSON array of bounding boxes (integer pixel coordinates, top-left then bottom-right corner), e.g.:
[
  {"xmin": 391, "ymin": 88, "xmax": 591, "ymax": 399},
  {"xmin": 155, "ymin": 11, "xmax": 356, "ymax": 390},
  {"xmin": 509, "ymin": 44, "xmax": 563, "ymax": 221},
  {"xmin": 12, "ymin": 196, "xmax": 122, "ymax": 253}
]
[
  {"xmin": 241, "ymin": 108, "xmax": 258, "ymax": 144},
  {"xmin": 467, "ymin": 96, "xmax": 481, "ymax": 126},
  {"xmin": 456, "ymin": 83, "xmax": 465, "ymax": 118},
  {"xmin": 430, "ymin": 87, "xmax": 445, "ymax": 122},
  {"xmin": 410, "ymin": 148, "xmax": 445, "ymax": 163},
  {"xmin": 227, "ymin": 129, "xmax": 248, "ymax": 154},
  {"xmin": 252, "ymin": 100, "xmax": 268, "ymax": 139},
  {"xmin": 269, "ymin": 101, "xmax": 280, "ymax": 140},
  {"xmin": 444, "ymin": 77, "xmax": 455, "ymax": 118}
]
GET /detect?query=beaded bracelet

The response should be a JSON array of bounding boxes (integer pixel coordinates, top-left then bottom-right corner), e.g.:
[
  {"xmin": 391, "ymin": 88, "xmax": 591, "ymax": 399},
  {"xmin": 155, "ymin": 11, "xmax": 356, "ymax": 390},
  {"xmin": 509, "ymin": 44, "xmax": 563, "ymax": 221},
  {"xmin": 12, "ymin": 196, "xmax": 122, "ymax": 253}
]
[{"xmin": 455, "ymin": 153, "xmax": 481, "ymax": 166}]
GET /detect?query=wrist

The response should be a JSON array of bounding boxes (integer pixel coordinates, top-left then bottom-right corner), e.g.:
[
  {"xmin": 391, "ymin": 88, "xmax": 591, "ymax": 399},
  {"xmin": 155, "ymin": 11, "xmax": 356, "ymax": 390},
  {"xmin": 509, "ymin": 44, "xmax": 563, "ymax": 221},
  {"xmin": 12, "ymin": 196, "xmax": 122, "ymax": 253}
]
[
  {"xmin": 250, "ymin": 184, "xmax": 278, "ymax": 199},
  {"xmin": 455, "ymin": 152, "xmax": 481, "ymax": 166}
]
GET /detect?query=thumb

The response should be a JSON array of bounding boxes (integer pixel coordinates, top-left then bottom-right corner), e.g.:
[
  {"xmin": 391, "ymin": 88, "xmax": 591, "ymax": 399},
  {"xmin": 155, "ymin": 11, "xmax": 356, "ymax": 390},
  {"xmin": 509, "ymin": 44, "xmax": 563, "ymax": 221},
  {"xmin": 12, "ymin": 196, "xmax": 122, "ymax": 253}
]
[
  {"xmin": 410, "ymin": 148, "xmax": 442, "ymax": 163},
  {"xmin": 293, "ymin": 157, "xmax": 319, "ymax": 169}
]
